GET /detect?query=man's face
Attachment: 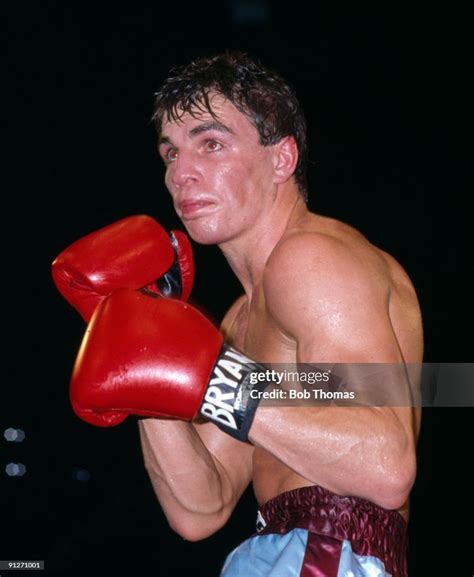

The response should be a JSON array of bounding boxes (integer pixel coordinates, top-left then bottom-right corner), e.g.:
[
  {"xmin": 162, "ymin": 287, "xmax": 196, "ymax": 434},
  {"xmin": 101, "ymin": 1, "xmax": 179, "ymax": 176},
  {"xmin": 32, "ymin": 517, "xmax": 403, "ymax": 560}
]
[{"xmin": 158, "ymin": 95, "xmax": 278, "ymax": 245}]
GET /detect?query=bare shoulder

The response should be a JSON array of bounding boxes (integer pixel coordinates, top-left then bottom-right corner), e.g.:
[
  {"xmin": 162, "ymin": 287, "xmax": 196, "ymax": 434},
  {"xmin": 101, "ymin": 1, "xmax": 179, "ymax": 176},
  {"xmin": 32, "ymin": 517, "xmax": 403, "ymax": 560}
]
[
  {"xmin": 264, "ymin": 214, "xmax": 393, "ymax": 297},
  {"xmin": 262, "ymin": 213, "xmax": 422, "ymax": 363}
]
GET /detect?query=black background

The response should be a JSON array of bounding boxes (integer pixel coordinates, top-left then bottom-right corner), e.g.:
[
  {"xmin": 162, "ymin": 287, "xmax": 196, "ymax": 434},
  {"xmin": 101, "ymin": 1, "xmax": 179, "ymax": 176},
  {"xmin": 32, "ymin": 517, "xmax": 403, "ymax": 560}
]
[{"xmin": 3, "ymin": 2, "xmax": 472, "ymax": 576}]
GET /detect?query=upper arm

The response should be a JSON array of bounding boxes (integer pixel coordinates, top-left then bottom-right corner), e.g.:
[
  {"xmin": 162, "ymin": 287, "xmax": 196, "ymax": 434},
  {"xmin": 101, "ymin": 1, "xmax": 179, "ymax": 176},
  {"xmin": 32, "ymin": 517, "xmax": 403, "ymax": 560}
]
[
  {"xmin": 264, "ymin": 233, "xmax": 417, "ymax": 432},
  {"xmin": 264, "ymin": 233, "xmax": 400, "ymax": 364}
]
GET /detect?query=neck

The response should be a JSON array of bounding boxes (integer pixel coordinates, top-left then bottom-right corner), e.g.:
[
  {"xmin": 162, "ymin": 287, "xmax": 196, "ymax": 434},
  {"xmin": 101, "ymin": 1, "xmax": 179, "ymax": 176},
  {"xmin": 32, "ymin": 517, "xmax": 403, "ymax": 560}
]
[{"xmin": 219, "ymin": 193, "xmax": 307, "ymax": 297}]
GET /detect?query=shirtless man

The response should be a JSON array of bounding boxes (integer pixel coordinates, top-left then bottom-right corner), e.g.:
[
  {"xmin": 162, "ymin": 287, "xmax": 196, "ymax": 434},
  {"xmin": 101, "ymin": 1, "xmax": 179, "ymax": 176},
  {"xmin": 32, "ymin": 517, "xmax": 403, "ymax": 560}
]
[{"xmin": 60, "ymin": 53, "xmax": 423, "ymax": 576}]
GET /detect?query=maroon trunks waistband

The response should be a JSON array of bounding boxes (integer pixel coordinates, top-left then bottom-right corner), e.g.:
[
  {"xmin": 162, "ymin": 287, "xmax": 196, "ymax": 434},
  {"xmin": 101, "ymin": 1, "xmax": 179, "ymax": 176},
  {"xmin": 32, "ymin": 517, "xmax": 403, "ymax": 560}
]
[{"xmin": 257, "ymin": 484, "xmax": 408, "ymax": 577}]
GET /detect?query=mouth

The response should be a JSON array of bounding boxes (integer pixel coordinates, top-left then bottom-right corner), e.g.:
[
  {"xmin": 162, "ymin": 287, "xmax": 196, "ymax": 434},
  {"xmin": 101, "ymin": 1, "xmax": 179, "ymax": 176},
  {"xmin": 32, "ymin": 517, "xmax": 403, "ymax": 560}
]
[{"xmin": 178, "ymin": 198, "xmax": 217, "ymax": 220}]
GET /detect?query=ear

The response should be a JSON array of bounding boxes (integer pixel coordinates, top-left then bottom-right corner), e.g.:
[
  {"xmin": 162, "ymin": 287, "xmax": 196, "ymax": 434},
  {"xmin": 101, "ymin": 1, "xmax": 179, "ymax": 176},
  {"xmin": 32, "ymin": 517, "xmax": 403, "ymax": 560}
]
[{"xmin": 272, "ymin": 136, "xmax": 299, "ymax": 184}]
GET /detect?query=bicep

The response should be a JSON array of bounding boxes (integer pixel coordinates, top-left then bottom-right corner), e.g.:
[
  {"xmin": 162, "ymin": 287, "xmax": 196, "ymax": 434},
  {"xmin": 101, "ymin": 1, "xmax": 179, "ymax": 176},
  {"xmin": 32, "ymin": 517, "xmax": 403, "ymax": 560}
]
[
  {"xmin": 264, "ymin": 241, "xmax": 416, "ymax": 416},
  {"xmin": 265, "ymin": 242, "xmax": 400, "ymax": 364},
  {"xmin": 296, "ymin": 296, "xmax": 401, "ymax": 364},
  {"xmin": 289, "ymin": 290, "xmax": 414, "ymax": 410}
]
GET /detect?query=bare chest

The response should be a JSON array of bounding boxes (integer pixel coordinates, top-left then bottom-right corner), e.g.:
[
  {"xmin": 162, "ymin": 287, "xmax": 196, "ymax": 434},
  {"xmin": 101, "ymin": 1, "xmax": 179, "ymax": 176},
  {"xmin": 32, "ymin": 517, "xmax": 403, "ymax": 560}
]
[
  {"xmin": 224, "ymin": 291, "xmax": 311, "ymax": 501},
  {"xmin": 225, "ymin": 291, "xmax": 296, "ymax": 365}
]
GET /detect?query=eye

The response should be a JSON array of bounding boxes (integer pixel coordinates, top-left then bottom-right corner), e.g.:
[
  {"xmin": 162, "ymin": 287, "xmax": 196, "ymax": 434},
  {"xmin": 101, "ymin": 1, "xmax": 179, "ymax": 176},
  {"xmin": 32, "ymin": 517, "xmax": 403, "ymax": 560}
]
[
  {"xmin": 163, "ymin": 147, "xmax": 178, "ymax": 163},
  {"xmin": 204, "ymin": 139, "xmax": 223, "ymax": 153}
]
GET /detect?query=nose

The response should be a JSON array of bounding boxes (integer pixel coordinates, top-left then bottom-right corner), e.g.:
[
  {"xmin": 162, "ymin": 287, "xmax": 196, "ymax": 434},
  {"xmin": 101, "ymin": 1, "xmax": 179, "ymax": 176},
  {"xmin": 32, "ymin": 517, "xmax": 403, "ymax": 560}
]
[{"xmin": 169, "ymin": 150, "xmax": 199, "ymax": 190}]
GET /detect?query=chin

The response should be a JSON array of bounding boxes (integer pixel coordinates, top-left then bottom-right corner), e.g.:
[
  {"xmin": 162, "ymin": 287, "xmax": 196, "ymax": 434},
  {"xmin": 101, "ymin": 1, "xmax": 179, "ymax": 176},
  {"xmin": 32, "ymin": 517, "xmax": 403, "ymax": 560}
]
[{"xmin": 183, "ymin": 222, "xmax": 230, "ymax": 246}]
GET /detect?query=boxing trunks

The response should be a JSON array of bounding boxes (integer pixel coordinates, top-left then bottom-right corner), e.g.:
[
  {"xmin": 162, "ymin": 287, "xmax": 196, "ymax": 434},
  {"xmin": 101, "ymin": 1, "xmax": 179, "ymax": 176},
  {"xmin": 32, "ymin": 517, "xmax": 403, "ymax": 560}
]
[{"xmin": 220, "ymin": 485, "xmax": 408, "ymax": 577}]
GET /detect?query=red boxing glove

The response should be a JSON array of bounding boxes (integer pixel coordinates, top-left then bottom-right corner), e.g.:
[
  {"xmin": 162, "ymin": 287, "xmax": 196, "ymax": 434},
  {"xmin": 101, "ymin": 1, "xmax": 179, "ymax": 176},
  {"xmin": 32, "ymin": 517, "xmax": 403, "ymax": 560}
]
[
  {"xmin": 71, "ymin": 289, "xmax": 267, "ymax": 437},
  {"xmin": 52, "ymin": 215, "xmax": 194, "ymax": 321}
]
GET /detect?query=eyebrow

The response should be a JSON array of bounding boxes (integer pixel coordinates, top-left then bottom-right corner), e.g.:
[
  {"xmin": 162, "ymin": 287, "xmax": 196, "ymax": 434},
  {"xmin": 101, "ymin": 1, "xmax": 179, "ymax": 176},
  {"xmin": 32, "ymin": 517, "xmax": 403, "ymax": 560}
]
[
  {"xmin": 189, "ymin": 121, "xmax": 234, "ymax": 137},
  {"xmin": 158, "ymin": 121, "xmax": 234, "ymax": 147}
]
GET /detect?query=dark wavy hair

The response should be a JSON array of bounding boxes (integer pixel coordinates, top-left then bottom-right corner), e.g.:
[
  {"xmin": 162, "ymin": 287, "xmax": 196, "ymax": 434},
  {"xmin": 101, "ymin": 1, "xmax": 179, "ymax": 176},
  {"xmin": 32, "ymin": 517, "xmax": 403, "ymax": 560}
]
[{"xmin": 152, "ymin": 52, "xmax": 308, "ymax": 200}]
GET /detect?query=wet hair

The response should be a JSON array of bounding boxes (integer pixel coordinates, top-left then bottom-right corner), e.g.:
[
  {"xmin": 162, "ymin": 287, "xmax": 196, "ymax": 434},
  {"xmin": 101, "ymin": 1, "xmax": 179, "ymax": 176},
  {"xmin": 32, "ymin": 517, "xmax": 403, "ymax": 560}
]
[{"xmin": 152, "ymin": 52, "xmax": 308, "ymax": 200}]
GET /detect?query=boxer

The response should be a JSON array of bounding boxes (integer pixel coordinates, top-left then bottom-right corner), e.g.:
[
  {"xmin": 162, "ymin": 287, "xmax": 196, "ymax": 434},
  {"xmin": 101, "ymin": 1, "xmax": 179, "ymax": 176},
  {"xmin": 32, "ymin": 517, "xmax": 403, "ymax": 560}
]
[{"xmin": 63, "ymin": 53, "xmax": 423, "ymax": 576}]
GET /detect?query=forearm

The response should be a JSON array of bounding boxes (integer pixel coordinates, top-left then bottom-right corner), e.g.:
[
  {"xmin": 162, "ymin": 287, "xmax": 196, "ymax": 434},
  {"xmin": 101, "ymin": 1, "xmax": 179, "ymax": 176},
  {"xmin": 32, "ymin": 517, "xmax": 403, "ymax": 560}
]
[
  {"xmin": 138, "ymin": 418, "xmax": 239, "ymax": 539},
  {"xmin": 249, "ymin": 405, "xmax": 417, "ymax": 510}
]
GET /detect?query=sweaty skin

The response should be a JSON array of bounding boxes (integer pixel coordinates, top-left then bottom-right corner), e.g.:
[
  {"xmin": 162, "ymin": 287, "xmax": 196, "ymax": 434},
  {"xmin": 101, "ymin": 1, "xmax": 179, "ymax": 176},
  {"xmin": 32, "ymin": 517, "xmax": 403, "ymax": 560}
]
[{"xmin": 139, "ymin": 95, "xmax": 423, "ymax": 541}]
